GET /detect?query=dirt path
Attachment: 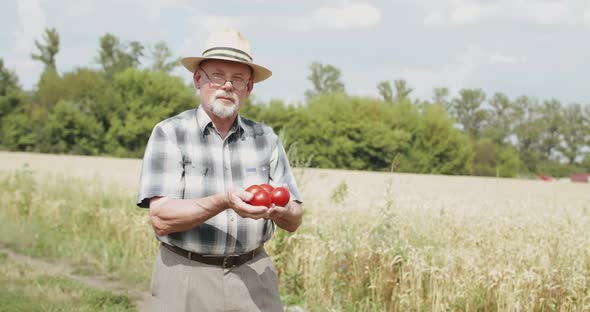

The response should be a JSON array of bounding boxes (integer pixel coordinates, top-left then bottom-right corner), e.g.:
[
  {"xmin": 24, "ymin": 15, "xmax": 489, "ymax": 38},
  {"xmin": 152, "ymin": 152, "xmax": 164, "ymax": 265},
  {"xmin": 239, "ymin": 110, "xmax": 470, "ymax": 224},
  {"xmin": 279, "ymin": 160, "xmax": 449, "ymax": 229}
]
[{"xmin": 0, "ymin": 246, "xmax": 151, "ymax": 311}]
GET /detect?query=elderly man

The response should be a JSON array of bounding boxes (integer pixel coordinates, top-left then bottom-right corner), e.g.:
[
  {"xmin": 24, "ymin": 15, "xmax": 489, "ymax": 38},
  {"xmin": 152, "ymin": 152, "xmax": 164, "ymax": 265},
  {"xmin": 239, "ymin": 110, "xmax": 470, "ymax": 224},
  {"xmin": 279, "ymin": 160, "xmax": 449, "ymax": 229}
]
[{"xmin": 136, "ymin": 29, "xmax": 303, "ymax": 312}]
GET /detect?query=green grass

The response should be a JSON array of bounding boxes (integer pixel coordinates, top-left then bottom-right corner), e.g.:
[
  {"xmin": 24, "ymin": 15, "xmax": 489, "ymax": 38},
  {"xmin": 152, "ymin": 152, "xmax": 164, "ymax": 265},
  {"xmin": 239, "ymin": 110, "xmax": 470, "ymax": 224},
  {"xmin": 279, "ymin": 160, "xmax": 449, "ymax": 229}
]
[
  {"xmin": 0, "ymin": 166, "xmax": 157, "ymax": 287},
  {"xmin": 1, "ymin": 166, "xmax": 590, "ymax": 311},
  {"xmin": 0, "ymin": 252, "xmax": 134, "ymax": 312}
]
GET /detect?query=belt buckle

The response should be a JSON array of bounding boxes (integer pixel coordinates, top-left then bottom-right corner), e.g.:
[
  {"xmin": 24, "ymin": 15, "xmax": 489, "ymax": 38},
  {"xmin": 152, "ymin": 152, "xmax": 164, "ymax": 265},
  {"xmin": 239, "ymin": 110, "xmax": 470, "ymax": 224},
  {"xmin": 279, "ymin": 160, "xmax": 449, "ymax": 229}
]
[{"xmin": 222, "ymin": 256, "xmax": 235, "ymax": 269}]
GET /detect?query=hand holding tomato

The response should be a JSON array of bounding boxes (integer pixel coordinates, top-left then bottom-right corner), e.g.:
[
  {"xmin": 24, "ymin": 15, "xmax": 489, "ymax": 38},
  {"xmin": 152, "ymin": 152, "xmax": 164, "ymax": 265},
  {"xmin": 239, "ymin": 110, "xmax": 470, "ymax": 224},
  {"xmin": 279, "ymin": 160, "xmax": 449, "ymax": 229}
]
[
  {"xmin": 244, "ymin": 184, "xmax": 290, "ymax": 208},
  {"xmin": 225, "ymin": 188, "xmax": 269, "ymax": 220}
]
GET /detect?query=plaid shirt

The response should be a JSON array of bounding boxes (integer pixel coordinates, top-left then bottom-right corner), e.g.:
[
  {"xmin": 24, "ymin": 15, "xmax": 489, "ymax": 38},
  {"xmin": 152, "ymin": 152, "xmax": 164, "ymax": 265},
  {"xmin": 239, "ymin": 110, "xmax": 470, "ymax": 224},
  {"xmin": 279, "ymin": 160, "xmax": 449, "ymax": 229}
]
[{"xmin": 136, "ymin": 105, "xmax": 302, "ymax": 255}]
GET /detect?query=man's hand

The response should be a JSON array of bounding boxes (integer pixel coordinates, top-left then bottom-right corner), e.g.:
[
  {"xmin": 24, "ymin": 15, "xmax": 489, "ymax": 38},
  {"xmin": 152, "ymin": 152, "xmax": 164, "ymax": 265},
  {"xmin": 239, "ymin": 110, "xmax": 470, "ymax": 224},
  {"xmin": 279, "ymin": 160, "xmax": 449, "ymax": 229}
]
[
  {"xmin": 227, "ymin": 188, "xmax": 271, "ymax": 219},
  {"xmin": 266, "ymin": 204, "xmax": 290, "ymax": 220},
  {"xmin": 265, "ymin": 184, "xmax": 303, "ymax": 232},
  {"xmin": 266, "ymin": 201, "xmax": 302, "ymax": 232}
]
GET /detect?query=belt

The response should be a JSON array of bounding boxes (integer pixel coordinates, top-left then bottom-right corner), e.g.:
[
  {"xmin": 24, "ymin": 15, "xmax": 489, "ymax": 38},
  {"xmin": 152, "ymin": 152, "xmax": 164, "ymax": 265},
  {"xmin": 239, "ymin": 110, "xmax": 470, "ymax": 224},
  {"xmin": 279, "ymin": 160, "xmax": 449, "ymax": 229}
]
[{"xmin": 162, "ymin": 243, "xmax": 264, "ymax": 269}]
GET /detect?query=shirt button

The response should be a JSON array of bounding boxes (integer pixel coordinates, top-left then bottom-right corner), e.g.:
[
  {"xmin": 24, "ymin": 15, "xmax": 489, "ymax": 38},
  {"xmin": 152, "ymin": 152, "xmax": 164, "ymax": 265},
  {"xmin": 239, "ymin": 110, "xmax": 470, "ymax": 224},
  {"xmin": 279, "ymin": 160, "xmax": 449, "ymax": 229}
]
[{"xmin": 230, "ymin": 217, "xmax": 235, "ymax": 222}]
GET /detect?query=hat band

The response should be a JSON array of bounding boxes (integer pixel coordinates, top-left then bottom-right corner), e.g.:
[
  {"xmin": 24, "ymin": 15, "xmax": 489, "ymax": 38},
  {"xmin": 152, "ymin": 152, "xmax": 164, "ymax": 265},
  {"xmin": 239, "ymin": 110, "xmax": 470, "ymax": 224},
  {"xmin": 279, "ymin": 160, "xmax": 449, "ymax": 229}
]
[{"xmin": 202, "ymin": 47, "xmax": 252, "ymax": 63}]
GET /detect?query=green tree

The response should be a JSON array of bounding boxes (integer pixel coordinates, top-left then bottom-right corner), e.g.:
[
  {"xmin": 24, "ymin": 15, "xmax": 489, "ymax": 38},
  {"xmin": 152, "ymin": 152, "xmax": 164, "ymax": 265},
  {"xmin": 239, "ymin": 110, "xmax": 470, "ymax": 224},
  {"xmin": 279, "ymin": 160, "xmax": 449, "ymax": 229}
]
[
  {"xmin": 559, "ymin": 103, "xmax": 586, "ymax": 165},
  {"xmin": 377, "ymin": 79, "xmax": 413, "ymax": 103},
  {"xmin": 0, "ymin": 58, "xmax": 20, "ymax": 96},
  {"xmin": 496, "ymin": 144, "xmax": 522, "ymax": 177},
  {"xmin": 104, "ymin": 68, "xmax": 196, "ymax": 157},
  {"xmin": 42, "ymin": 101, "xmax": 104, "ymax": 155},
  {"xmin": 432, "ymin": 87, "xmax": 450, "ymax": 111},
  {"xmin": 402, "ymin": 103, "xmax": 472, "ymax": 174},
  {"xmin": 150, "ymin": 41, "xmax": 180, "ymax": 73},
  {"xmin": 469, "ymin": 138, "xmax": 522, "ymax": 177},
  {"xmin": 472, "ymin": 139, "xmax": 497, "ymax": 176},
  {"xmin": 393, "ymin": 79, "xmax": 413, "ymax": 102},
  {"xmin": 582, "ymin": 153, "xmax": 590, "ymax": 171},
  {"xmin": 33, "ymin": 68, "xmax": 65, "ymax": 108},
  {"xmin": 585, "ymin": 104, "xmax": 590, "ymax": 152},
  {"xmin": 239, "ymin": 95, "xmax": 264, "ymax": 121},
  {"xmin": 128, "ymin": 41, "xmax": 144, "ymax": 67},
  {"xmin": 286, "ymin": 94, "xmax": 409, "ymax": 170},
  {"xmin": 513, "ymin": 96, "xmax": 544, "ymax": 173},
  {"xmin": 0, "ymin": 59, "xmax": 30, "ymax": 149},
  {"xmin": 31, "ymin": 27, "xmax": 60, "ymax": 73},
  {"xmin": 1, "ymin": 113, "xmax": 37, "ymax": 151},
  {"xmin": 449, "ymin": 89, "xmax": 488, "ymax": 138},
  {"xmin": 255, "ymin": 99, "xmax": 297, "ymax": 135},
  {"xmin": 33, "ymin": 67, "xmax": 120, "ymax": 122},
  {"xmin": 55, "ymin": 68, "xmax": 120, "ymax": 130},
  {"xmin": 96, "ymin": 33, "xmax": 144, "ymax": 78},
  {"xmin": 538, "ymin": 99, "xmax": 563, "ymax": 160},
  {"xmin": 0, "ymin": 105, "xmax": 46, "ymax": 151},
  {"xmin": 0, "ymin": 59, "xmax": 26, "ymax": 119},
  {"xmin": 304, "ymin": 62, "xmax": 345, "ymax": 99},
  {"xmin": 484, "ymin": 93, "xmax": 515, "ymax": 145},
  {"xmin": 377, "ymin": 81, "xmax": 393, "ymax": 103}
]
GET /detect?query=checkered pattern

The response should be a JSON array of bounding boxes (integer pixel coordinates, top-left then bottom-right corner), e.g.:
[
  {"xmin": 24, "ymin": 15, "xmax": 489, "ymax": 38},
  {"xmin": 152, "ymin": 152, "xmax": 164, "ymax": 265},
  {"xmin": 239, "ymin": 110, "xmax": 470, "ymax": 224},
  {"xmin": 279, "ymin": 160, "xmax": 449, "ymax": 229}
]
[{"xmin": 137, "ymin": 105, "xmax": 302, "ymax": 255}]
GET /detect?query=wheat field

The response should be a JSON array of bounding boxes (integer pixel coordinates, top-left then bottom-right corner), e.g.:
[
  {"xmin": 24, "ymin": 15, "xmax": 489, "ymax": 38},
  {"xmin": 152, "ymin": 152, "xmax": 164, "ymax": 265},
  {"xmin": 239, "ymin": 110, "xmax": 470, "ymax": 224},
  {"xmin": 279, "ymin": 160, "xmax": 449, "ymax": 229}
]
[
  {"xmin": 2, "ymin": 151, "xmax": 588, "ymax": 212},
  {"xmin": 1, "ymin": 151, "xmax": 589, "ymax": 311}
]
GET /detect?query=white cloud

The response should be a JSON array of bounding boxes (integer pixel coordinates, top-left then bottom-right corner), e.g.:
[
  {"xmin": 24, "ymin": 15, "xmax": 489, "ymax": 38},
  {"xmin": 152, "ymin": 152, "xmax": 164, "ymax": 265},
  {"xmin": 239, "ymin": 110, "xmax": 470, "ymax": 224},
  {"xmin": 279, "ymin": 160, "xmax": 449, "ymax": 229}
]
[
  {"xmin": 287, "ymin": 3, "xmax": 381, "ymax": 32},
  {"xmin": 424, "ymin": 11, "xmax": 444, "ymax": 26},
  {"xmin": 515, "ymin": 0, "xmax": 570, "ymax": 25},
  {"xmin": 204, "ymin": 16, "xmax": 253, "ymax": 33},
  {"xmin": 117, "ymin": 0, "xmax": 194, "ymax": 23},
  {"xmin": 176, "ymin": 10, "xmax": 209, "ymax": 57},
  {"xmin": 400, "ymin": 45, "xmax": 488, "ymax": 98},
  {"xmin": 489, "ymin": 52, "xmax": 528, "ymax": 65},
  {"xmin": 62, "ymin": 0, "xmax": 94, "ymax": 19},
  {"xmin": 185, "ymin": 4, "xmax": 385, "ymax": 36},
  {"xmin": 431, "ymin": 0, "xmax": 573, "ymax": 25},
  {"xmin": 450, "ymin": 0, "xmax": 495, "ymax": 24},
  {"xmin": 8, "ymin": 0, "xmax": 47, "ymax": 86},
  {"xmin": 400, "ymin": 45, "xmax": 530, "ymax": 99},
  {"xmin": 584, "ymin": 0, "xmax": 590, "ymax": 27},
  {"xmin": 14, "ymin": 0, "xmax": 46, "ymax": 54}
]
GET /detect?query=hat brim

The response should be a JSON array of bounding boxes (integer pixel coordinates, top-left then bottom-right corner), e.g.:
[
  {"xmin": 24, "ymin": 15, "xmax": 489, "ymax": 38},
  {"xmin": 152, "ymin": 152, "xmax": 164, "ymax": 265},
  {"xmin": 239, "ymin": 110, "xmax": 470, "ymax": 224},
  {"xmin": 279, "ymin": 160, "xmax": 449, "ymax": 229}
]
[{"xmin": 181, "ymin": 56, "xmax": 272, "ymax": 83}]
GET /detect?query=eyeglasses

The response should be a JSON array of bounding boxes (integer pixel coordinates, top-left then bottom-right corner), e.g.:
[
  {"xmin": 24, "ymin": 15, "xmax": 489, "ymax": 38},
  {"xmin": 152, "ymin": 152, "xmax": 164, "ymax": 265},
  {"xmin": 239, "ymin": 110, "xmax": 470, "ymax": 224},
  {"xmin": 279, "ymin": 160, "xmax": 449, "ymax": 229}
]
[{"xmin": 199, "ymin": 67, "xmax": 250, "ymax": 91}]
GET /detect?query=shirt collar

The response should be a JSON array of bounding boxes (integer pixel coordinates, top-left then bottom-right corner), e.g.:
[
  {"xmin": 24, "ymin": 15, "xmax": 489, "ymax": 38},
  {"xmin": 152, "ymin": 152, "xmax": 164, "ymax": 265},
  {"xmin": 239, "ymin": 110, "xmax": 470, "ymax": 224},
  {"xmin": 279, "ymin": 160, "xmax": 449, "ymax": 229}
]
[{"xmin": 196, "ymin": 105, "xmax": 247, "ymax": 137}]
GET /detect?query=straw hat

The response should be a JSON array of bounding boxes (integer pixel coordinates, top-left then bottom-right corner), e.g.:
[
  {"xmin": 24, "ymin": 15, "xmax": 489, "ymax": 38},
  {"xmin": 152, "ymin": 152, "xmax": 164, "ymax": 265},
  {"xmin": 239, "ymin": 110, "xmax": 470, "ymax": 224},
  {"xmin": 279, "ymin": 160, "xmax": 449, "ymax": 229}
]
[{"xmin": 180, "ymin": 29, "xmax": 272, "ymax": 83}]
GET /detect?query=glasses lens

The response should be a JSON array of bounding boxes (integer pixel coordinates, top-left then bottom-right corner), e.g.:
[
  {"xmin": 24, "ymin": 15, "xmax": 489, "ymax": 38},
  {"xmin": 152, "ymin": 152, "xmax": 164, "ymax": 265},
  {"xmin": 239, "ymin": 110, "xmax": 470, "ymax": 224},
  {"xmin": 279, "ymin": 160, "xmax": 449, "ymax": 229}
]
[
  {"xmin": 201, "ymin": 69, "xmax": 248, "ymax": 90},
  {"xmin": 210, "ymin": 75, "xmax": 225, "ymax": 86}
]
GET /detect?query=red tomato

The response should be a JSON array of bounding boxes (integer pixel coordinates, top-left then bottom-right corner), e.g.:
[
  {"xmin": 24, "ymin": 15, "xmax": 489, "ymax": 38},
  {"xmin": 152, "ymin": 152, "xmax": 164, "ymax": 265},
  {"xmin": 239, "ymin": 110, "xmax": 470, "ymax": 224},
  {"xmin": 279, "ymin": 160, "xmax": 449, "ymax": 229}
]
[
  {"xmin": 249, "ymin": 189, "xmax": 272, "ymax": 208},
  {"xmin": 270, "ymin": 187, "xmax": 290, "ymax": 207},
  {"xmin": 245, "ymin": 185, "xmax": 263, "ymax": 194},
  {"xmin": 258, "ymin": 183, "xmax": 274, "ymax": 193}
]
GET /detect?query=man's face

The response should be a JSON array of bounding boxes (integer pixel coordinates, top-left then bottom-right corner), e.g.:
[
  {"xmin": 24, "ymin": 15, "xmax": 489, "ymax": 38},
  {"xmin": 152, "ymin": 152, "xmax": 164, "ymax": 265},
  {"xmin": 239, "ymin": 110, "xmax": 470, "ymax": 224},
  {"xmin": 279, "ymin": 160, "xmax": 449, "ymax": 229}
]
[{"xmin": 194, "ymin": 59, "xmax": 253, "ymax": 119}]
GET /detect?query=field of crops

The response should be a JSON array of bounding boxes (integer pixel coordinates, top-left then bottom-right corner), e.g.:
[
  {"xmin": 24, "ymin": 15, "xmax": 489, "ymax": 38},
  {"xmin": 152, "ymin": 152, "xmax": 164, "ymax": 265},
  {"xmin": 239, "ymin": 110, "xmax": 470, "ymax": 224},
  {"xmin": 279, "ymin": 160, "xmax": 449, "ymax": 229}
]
[{"xmin": 1, "ymin": 151, "xmax": 589, "ymax": 311}]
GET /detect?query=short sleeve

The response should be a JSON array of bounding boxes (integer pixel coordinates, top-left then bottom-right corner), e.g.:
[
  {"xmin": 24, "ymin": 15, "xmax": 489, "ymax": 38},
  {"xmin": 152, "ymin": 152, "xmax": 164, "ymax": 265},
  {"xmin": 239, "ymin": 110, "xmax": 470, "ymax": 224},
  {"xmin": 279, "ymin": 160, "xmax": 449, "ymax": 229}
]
[
  {"xmin": 269, "ymin": 136, "xmax": 303, "ymax": 203},
  {"xmin": 136, "ymin": 124, "xmax": 184, "ymax": 208}
]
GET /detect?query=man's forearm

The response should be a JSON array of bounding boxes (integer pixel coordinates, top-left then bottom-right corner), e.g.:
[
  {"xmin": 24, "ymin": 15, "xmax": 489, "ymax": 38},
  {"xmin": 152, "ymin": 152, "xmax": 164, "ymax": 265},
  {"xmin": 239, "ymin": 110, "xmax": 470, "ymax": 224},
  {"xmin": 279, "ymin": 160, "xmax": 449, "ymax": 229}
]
[{"xmin": 149, "ymin": 194, "xmax": 228, "ymax": 236}]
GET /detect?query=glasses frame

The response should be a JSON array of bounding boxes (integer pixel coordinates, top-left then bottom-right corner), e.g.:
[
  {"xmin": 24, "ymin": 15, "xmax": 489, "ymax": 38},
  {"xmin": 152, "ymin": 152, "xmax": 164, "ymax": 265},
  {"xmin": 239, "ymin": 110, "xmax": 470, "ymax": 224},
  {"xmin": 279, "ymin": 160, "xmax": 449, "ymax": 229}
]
[{"xmin": 199, "ymin": 66, "xmax": 251, "ymax": 91}]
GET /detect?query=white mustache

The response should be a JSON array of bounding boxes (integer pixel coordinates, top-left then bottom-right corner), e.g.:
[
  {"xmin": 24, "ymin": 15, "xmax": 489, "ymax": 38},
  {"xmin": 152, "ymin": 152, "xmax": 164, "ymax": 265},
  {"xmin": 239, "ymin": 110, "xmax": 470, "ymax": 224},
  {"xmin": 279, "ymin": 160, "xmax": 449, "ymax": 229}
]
[{"xmin": 214, "ymin": 90, "xmax": 238, "ymax": 103}]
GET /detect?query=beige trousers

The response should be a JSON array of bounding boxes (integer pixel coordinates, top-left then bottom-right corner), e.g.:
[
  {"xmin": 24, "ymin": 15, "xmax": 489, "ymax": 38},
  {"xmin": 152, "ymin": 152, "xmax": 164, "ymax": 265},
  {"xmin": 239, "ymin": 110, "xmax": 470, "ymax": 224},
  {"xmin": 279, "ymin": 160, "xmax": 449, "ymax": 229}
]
[{"xmin": 149, "ymin": 244, "xmax": 284, "ymax": 312}]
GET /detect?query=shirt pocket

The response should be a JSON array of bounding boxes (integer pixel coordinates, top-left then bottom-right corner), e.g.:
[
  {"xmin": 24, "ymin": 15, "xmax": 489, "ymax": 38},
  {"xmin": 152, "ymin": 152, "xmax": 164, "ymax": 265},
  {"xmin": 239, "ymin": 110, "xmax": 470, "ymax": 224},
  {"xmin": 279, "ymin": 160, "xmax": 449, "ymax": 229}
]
[
  {"xmin": 242, "ymin": 164, "xmax": 270, "ymax": 188},
  {"xmin": 183, "ymin": 160, "xmax": 209, "ymax": 198}
]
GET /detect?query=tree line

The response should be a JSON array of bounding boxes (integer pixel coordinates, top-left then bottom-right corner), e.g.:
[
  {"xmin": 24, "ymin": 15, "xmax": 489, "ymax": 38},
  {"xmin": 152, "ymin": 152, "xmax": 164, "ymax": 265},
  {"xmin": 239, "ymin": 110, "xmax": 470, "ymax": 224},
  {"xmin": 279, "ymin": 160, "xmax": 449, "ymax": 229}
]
[{"xmin": 1, "ymin": 28, "xmax": 589, "ymax": 178}]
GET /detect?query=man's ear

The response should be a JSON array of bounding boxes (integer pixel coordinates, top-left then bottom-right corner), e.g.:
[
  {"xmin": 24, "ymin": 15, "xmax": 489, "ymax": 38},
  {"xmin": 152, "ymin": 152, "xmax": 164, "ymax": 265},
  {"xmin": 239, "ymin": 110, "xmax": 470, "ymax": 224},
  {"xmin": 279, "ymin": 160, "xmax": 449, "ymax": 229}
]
[
  {"xmin": 193, "ymin": 70, "xmax": 201, "ymax": 89},
  {"xmin": 246, "ymin": 79, "xmax": 254, "ymax": 93}
]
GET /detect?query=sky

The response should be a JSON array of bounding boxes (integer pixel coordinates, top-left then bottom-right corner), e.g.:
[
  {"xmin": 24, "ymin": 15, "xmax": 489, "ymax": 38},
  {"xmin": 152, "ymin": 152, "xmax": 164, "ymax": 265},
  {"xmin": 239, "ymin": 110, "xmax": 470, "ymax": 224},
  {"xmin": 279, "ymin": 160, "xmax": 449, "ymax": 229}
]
[{"xmin": 1, "ymin": 0, "xmax": 590, "ymax": 105}]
